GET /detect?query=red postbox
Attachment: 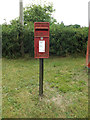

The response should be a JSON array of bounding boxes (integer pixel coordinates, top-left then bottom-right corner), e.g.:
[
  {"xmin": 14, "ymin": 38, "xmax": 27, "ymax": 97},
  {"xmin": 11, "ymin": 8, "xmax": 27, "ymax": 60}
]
[{"xmin": 34, "ymin": 22, "xmax": 49, "ymax": 58}]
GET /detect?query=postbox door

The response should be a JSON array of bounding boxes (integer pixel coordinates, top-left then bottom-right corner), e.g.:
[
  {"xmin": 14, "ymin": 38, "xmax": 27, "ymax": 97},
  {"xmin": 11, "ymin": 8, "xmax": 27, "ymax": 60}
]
[{"xmin": 34, "ymin": 37, "xmax": 49, "ymax": 58}]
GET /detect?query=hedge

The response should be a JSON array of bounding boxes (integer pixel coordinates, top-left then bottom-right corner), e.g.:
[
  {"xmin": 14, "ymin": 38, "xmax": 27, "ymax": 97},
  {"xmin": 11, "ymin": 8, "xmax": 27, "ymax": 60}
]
[{"xmin": 2, "ymin": 22, "xmax": 88, "ymax": 58}]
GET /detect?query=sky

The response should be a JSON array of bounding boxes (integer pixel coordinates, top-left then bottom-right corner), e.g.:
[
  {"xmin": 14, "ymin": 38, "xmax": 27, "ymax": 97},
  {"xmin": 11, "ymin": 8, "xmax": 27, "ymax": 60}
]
[{"xmin": 0, "ymin": 0, "xmax": 89, "ymax": 27}]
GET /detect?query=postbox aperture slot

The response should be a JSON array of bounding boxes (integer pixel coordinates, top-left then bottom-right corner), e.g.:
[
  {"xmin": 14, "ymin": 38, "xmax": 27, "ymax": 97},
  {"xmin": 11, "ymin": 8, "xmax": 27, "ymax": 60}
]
[{"xmin": 35, "ymin": 29, "xmax": 48, "ymax": 31}]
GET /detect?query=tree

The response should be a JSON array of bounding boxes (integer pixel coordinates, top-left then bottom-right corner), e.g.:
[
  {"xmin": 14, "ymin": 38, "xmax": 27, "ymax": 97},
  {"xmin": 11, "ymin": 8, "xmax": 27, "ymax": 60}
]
[{"xmin": 24, "ymin": 4, "xmax": 56, "ymax": 24}]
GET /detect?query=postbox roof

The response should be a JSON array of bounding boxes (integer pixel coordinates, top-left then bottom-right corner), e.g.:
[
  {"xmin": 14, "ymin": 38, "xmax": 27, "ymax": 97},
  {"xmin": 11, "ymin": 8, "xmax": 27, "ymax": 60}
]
[{"xmin": 34, "ymin": 22, "xmax": 49, "ymax": 28}]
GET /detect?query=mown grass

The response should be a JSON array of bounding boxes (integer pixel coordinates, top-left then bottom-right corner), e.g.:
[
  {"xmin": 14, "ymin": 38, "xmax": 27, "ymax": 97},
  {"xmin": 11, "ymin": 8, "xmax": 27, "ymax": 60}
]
[{"xmin": 2, "ymin": 56, "xmax": 88, "ymax": 118}]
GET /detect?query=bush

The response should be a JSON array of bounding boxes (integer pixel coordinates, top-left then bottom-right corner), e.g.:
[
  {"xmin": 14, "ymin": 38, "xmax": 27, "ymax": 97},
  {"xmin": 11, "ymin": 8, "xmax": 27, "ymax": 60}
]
[
  {"xmin": 2, "ymin": 22, "xmax": 88, "ymax": 58},
  {"xmin": 2, "ymin": 23, "xmax": 21, "ymax": 58},
  {"xmin": 50, "ymin": 24, "xmax": 88, "ymax": 56}
]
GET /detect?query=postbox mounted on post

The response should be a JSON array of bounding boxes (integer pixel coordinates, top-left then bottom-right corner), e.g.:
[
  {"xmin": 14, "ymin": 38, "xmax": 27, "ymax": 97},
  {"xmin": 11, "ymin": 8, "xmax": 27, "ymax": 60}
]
[{"xmin": 34, "ymin": 22, "xmax": 49, "ymax": 58}]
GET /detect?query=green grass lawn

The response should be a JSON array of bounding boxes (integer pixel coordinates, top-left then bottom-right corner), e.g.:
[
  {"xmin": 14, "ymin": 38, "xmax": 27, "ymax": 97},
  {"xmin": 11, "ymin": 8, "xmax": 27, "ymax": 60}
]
[{"xmin": 2, "ymin": 56, "xmax": 88, "ymax": 118}]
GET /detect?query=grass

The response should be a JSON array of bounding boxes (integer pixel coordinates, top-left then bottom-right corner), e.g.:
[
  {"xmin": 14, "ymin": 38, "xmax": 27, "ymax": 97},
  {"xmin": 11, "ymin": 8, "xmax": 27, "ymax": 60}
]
[{"xmin": 2, "ymin": 56, "xmax": 88, "ymax": 118}]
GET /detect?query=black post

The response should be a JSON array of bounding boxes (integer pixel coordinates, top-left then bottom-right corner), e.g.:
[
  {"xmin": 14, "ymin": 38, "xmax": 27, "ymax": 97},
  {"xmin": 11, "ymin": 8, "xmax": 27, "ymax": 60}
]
[{"xmin": 39, "ymin": 58, "xmax": 43, "ymax": 96}]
